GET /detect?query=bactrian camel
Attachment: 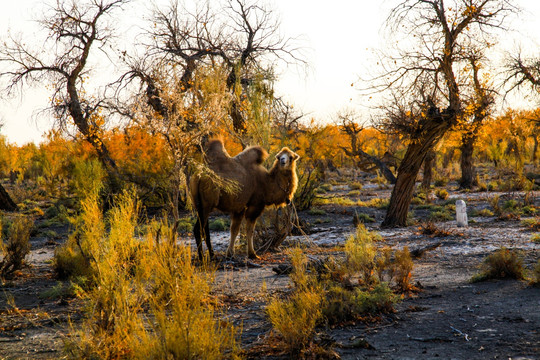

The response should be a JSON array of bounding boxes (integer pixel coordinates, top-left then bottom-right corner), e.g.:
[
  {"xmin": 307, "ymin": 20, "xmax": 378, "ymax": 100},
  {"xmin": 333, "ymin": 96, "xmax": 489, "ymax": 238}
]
[{"xmin": 190, "ymin": 139, "xmax": 300, "ymax": 260}]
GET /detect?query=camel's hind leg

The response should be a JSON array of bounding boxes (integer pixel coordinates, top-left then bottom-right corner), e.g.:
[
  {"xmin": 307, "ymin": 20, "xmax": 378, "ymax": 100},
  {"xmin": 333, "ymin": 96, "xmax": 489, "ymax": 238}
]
[
  {"xmin": 245, "ymin": 207, "xmax": 264, "ymax": 259},
  {"xmin": 226, "ymin": 213, "xmax": 244, "ymax": 258},
  {"xmin": 203, "ymin": 217, "xmax": 213, "ymax": 259}
]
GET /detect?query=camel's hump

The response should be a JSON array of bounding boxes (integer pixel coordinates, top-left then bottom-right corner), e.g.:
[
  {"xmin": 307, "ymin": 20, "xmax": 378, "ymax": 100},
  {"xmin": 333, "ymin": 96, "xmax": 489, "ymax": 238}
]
[
  {"xmin": 205, "ymin": 139, "xmax": 231, "ymax": 163},
  {"xmin": 234, "ymin": 145, "xmax": 268, "ymax": 166}
]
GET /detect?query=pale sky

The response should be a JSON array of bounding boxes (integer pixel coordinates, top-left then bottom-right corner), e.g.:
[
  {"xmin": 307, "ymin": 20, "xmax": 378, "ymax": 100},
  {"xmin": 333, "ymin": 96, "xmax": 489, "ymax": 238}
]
[{"xmin": 1, "ymin": 0, "xmax": 539, "ymax": 145}]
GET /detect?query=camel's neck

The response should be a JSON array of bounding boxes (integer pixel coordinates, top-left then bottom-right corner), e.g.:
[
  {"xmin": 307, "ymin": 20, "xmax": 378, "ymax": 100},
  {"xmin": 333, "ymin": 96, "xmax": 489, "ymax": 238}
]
[{"xmin": 265, "ymin": 164, "xmax": 297, "ymax": 206}]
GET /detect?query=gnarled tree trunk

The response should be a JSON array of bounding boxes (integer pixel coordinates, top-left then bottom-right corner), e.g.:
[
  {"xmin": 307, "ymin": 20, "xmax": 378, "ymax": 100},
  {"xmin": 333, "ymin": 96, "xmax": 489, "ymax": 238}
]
[{"xmin": 382, "ymin": 119, "xmax": 451, "ymax": 227}]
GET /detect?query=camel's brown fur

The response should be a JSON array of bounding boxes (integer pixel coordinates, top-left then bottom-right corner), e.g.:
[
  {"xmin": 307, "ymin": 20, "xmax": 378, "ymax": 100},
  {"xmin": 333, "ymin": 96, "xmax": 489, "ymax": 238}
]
[{"xmin": 190, "ymin": 139, "xmax": 300, "ymax": 259}]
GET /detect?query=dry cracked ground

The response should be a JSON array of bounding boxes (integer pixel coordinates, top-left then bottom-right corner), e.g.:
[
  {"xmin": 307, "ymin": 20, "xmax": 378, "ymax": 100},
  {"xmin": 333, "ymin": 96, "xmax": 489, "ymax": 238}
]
[{"xmin": 0, "ymin": 181, "xmax": 539, "ymax": 360}]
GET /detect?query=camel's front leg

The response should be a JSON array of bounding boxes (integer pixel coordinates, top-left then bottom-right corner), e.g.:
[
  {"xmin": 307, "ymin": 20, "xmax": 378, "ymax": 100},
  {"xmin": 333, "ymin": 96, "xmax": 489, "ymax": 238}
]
[
  {"xmin": 245, "ymin": 218, "xmax": 259, "ymax": 259},
  {"xmin": 226, "ymin": 213, "xmax": 243, "ymax": 258}
]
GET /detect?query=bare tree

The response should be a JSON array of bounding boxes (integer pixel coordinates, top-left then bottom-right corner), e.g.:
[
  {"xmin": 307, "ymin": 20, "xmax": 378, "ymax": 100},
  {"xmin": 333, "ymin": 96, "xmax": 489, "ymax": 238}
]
[
  {"xmin": 0, "ymin": 0, "xmax": 129, "ymax": 193},
  {"xmin": 370, "ymin": 0, "xmax": 517, "ymax": 227}
]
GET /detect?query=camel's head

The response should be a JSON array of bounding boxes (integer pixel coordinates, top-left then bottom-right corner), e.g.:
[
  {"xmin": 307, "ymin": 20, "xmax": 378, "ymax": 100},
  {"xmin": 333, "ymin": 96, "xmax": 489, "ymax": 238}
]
[{"xmin": 275, "ymin": 147, "xmax": 300, "ymax": 169}]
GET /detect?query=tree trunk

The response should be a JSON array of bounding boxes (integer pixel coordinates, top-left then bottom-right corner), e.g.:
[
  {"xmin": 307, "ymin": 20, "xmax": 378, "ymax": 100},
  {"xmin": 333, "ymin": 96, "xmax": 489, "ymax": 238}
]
[
  {"xmin": 421, "ymin": 150, "xmax": 435, "ymax": 189},
  {"xmin": 0, "ymin": 183, "xmax": 17, "ymax": 211},
  {"xmin": 459, "ymin": 132, "xmax": 477, "ymax": 189},
  {"xmin": 382, "ymin": 120, "xmax": 451, "ymax": 228}
]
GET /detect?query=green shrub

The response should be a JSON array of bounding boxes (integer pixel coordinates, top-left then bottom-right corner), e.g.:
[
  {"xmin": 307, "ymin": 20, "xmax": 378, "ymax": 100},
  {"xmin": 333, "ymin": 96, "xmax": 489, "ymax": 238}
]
[{"xmin": 209, "ymin": 218, "xmax": 230, "ymax": 231}]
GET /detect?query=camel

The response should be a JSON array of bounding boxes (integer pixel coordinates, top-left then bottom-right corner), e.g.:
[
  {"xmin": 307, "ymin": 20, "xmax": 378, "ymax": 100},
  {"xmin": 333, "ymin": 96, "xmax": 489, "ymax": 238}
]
[{"xmin": 190, "ymin": 139, "xmax": 300, "ymax": 260}]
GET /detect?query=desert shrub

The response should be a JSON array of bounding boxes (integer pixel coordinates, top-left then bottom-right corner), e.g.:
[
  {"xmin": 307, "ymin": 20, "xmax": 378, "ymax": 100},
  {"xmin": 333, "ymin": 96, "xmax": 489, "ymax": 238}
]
[
  {"xmin": 348, "ymin": 190, "xmax": 361, "ymax": 197},
  {"xmin": 319, "ymin": 183, "xmax": 333, "ymax": 192},
  {"xmin": 69, "ymin": 157, "xmax": 106, "ymax": 201},
  {"xmin": 470, "ymin": 208, "xmax": 494, "ymax": 217},
  {"xmin": 521, "ymin": 217, "xmax": 540, "ymax": 231},
  {"xmin": 0, "ymin": 215, "xmax": 33, "ymax": 279},
  {"xmin": 434, "ymin": 177, "xmax": 448, "ymax": 187},
  {"xmin": 487, "ymin": 181, "xmax": 498, "ymax": 191},
  {"xmin": 267, "ymin": 288, "xmax": 323, "ymax": 351},
  {"xmin": 531, "ymin": 259, "xmax": 540, "ymax": 286},
  {"xmin": 360, "ymin": 197, "xmax": 389, "ymax": 209},
  {"xmin": 531, "ymin": 233, "xmax": 540, "ymax": 243},
  {"xmin": 323, "ymin": 283, "xmax": 398, "ymax": 324},
  {"xmin": 345, "ymin": 225, "xmax": 379, "ymax": 286},
  {"xmin": 308, "ymin": 208, "xmax": 326, "ymax": 216},
  {"xmin": 175, "ymin": 216, "xmax": 195, "ymax": 233},
  {"xmin": 53, "ymin": 190, "xmax": 104, "ymax": 282},
  {"xmin": 209, "ymin": 217, "xmax": 230, "ymax": 231},
  {"xmin": 392, "ymin": 247, "xmax": 414, "ymax": 292},
  {"xmin": 65, "ymin": 190, "xmax": 239, "ymax": 359},
  {"xmin": 435, "ymin": 188, "xmax": 449, "ymax": 200},
  {"xmin": 314, "ymin": 196, "xmax": 357, "ymax": 206},
  {"xmin": 429, "ymin": 209, "xmax": 453, "ymax": 222},
  {"xmin": 349, "ymin": 181, "xmax": 363, "ymax": 190},
  {"xmin": 354, "ymin": 212, "xmax": 375, "ymax": 224},
  {"xmin": 418, "ymin": 221, "xmax": 454, "ymax": 237},
  {"xmin": 471, "ymin": 248, "xmax": 526, "ymax": 282},
  {"xmin": 267, "ymin": 248, "xmax": 323, "ymax": 351}
]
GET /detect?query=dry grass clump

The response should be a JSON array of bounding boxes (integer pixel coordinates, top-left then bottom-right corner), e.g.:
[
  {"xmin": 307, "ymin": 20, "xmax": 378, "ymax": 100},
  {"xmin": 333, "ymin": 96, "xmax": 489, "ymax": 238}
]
[
  {"xmin": 63, "ymin": 190, "xmax": 239, "ymax": 360},
  {"xmin": 418, "ymin": 221, "xmax": 454, "ymax": 237},
  {"xmin": 0, "ymin": 215, "xmax": 33, "ymax": 279},
  {"xmin": 471, "ymin": 247, "xmax": 526, "ymax": 282},
  {"xmin": 266, "ymin": 248, "xmax": 324, "ymax": 352}
]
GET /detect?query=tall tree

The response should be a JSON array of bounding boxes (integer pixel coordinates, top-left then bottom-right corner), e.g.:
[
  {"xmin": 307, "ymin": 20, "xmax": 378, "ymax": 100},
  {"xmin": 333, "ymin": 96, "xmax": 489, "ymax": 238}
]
[
  {"xmin": 0, "ymin": 0, "xmax": 129, "ymax": 193},
  {"xmin": 370, "ymin": 0, "xmax": 517, "ymax": 227},
  {"xmin": 459, "ymin": 51, "xmax": 495, "ymax": 189}
]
